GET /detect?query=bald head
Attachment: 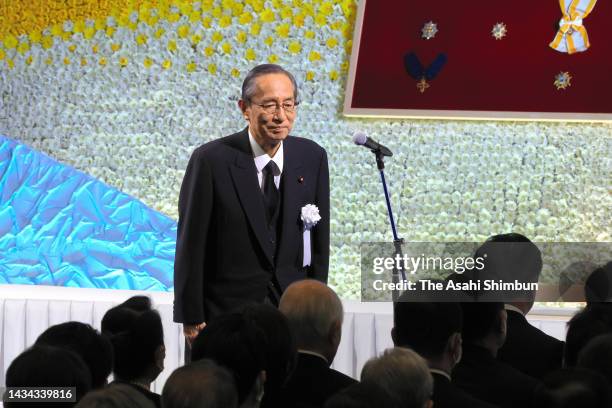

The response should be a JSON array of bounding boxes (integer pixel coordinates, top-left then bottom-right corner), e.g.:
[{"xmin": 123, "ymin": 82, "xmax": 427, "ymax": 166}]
[{"xmin": 279, "ymin": 280, "xmax": 343, "ymax": 359}]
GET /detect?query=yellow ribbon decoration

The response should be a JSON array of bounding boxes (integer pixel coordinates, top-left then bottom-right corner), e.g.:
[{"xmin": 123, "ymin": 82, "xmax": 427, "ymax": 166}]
[{"xmin": 550, "ymin": 0, "xmax": 598, "ymax": 54}]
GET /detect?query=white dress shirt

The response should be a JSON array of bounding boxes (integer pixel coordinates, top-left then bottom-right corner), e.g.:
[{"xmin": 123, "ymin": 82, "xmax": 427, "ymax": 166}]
[{"xmin": 248, "ymin": 130, "xmax": 283, "ymax": 190}]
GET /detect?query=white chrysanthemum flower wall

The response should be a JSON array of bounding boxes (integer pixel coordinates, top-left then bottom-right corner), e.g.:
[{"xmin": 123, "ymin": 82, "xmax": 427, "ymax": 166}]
[{"xmin": 0, "ymin": 0, "xmax": 610, "ymax": 298}]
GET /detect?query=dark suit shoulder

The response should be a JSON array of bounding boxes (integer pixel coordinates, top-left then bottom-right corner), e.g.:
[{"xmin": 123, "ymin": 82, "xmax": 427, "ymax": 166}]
[
  {"xmin": 282, "ymin": 353, "xmax": 356, "ymax": 406},
  {"xmin": 192, "ymin": 131, "xmax": 246, "ymax": 158},
  {"xmin": 432, "ymin": 373, "xmax": 499, "ymax": 408},
  {"xmin": 498, "ymin": 311, "xmax": 564, "ymax": 379}
]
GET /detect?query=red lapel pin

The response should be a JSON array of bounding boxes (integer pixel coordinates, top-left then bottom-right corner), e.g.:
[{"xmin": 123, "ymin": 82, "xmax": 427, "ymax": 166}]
[{"xmin": 298, "ymin": 176, "xmax": 304, "ymax": 183}]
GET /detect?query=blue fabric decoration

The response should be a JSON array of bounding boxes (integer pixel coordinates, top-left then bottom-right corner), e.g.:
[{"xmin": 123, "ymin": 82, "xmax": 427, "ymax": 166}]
[
  {"xmin": 0, "ymin": 135, "xmax": 176, "ymax": 291},
  {"xmin": 403, "ymin": 52, "xmax": 447, "ymax": 80}
]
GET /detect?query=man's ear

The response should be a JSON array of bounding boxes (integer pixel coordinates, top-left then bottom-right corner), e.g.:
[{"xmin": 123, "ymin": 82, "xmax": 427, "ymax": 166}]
[
  {"xmin": 447, "ymin": 332, "xmax": 462, "ymax": 365},
  {"xmin": 424, "ymin": 398, "xmax": 434, "ymax": 408},
  {"xmin": 391, "ymin": 327, "xmax": 398, "ymax": 346},
  {"xmin": 238, "ymin": 99, "xmax": 249, "ymax": 119},
  {"xmin": 328, "ymin": 320, "xmax": 342, "ymax": 348},
  {"xmin": 154, "ymin": 344, "xmax": 166, "ymax": 371}
]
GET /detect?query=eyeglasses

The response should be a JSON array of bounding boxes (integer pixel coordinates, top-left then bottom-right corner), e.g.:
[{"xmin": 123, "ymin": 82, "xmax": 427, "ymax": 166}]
[{"xmin": 252, "ymin": 100, "xmax": 299, "ymax": 115}]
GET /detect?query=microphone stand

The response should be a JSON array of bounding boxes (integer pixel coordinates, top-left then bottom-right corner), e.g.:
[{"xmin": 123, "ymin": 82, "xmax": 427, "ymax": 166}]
[{"xmin": 371, "ymin": 149, "xmax": 406, "ymax": 302}]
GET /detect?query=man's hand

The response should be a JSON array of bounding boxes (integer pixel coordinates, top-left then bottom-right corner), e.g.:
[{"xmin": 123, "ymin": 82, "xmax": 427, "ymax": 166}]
[{"xmin": 183, "ymin": 322, "xmax": 206, "ymax": 347}]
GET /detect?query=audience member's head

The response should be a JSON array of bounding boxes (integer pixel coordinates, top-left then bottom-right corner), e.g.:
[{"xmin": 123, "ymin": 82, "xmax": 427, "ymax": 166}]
[
  {"xmin": 75, "ymin": 383, "xmax": 155, "ymax": 408},
  {"xmin": 324, "ymin": 381, "xmax": 400, "ymax": 408},
  {"xmin": 577, "ymin": 334, "xmax": 612, "ymax": 385},
  {"xmin": 360, "ymin": 348, "xmax": 433, "ymax": 408},
  {"xmin": 35, "ymin": 321, "xmax": 113, "ymax": 388},
  {"xmin": 279, "ymin": 279, "xmax": 344, "ymax": 363},
  {"xmin": 460, "ymin": 302, "xmax": 507, "ymax": 351},
  {"xmin": 532, "ymin": 368, "xmax": 611, "ymax": 408},
  {"xmin": 478, "ymin": 233, "xmax": 542, "ymax": 309},
  {"xmin": 5, "ymin": 345, "xmax": 92, "ymax": 407},
  {"xmin": 161, "ymin": 359, "xmax": 238, "ymax": 408},
  {"xmin": 565, "ymin": 306, "xmax": 612, "ymax": 367},
  {"xmin": 191, "ymin": 312, "xmax": 267, "ymax": 407},
  {"xmin": 392, "ymin": 297, "xmax": 463, "ymax": 373},
  {"xmin": 101, "ymin": 295, "xmax": 154, "ymax": 333},
  {"xmin": 101, "ymin": 296, "xmax": 165, "ymax": 385},
  {"xmin": 242, "ymin": 303, "xmax": 297, "ymax": 402},
  {"xmin": 585, "ymin": 262, "xmax": 612, "ymax": 303}
]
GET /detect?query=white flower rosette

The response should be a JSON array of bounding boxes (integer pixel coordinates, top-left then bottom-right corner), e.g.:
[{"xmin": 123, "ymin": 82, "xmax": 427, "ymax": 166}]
[{"xmin": 301, "ymin": 204, "xmax": 321, "ymax": 267}]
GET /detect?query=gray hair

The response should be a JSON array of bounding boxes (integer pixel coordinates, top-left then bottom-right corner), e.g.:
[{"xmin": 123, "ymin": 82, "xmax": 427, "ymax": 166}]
[
  {"xmin": 241, "ymin": 64, "xmax": 299, "ymax": 102},
  {"xmin": 75, "ymin": 384, "xmax": 155, "ymax": 408},
  {"xmin": 161, "ymin": 359, "xmax": 238, "ymax": 408},
  {"xmin": 279, "ymin": 280, "xmax": 343, "ymax": 352},
  {"xmin": 361, "ymin": 348, "xmax": 433, "ymax": 408}
]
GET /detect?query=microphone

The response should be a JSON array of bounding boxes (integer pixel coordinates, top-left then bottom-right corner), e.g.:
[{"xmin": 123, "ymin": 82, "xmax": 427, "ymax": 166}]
[{"xmin": 352, "ymin": 132, "xmax": 393, "ymax": 157}]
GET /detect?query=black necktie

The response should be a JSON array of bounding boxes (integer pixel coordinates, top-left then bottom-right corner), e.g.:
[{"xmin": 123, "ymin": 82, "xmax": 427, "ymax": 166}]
[{"xmin": 262, "ymin": 161, "xmax": 280, "ymax": 225}]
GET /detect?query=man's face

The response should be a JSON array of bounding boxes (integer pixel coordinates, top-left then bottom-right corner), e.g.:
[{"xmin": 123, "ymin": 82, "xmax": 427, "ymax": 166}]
[{"xmin": 240, "ymin": 73, "xmax": 297, "ymax": 148}]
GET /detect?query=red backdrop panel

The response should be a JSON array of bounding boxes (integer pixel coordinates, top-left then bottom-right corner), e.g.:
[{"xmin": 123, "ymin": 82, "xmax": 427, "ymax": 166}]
[{"xmin": 349, "ymin": 0, "xmax": 612, "ymax": 115}]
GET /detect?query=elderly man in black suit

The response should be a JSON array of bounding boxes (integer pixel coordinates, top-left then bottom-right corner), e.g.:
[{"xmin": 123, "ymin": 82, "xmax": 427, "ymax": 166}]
[
  {"xmin": 279, "ymin": 279, "xmax": 356, "ymax": 407},
  {"xmin": 174, "ymin": 64, "xmax": 330, "ymax": 346}
]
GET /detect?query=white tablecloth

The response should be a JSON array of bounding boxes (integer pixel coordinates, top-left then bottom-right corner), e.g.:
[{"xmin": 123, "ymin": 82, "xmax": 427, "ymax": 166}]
[{"xmin": 0, "ymin": 285, "xmax": 576, "ymax": 392}]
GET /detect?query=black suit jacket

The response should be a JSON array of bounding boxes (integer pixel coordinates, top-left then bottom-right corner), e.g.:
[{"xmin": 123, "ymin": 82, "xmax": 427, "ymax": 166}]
[
  {"xmin": 431, "ymin": 372, "xmax": 499, "ymax": 408},
  {"xmin": 281, "ymin": 352, "xmax": 357, "ymax": 407},
  {"xmin": 497, "ymin": 309, "xmax": 564, "ymax": 379},
  {"xmin": 173, "ymin": 129, "xmax": 329, "ymax": 323},
  {"xmin": 453, "ymin": 344, "xmax": 540, "ymax": 408}
]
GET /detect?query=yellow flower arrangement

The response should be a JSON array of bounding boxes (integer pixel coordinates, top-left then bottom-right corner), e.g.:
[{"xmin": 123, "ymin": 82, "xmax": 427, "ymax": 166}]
[
  {"xmin": 137, "ymin": 34, "xmax": 148, "ymax": 45},
  {"xmin": 239, "ymin": 12, "xmax": 253, "ymax": 25},
  {"xmin": 4, "ymin": 35, "xmax": 18, "ymax": 49},
  {"xmin": 17, "ymin": 42, "xmax": 30, "ymax": 54},
  {"xmin": 275, "ymin": 24, "xmax": 290, "ymax": 38},
  {"xmin": 259, "ymin": 9, "xmax": 275, "ymax": 23},
  {"xmin": 288, "ymin": 41, "xmax": 301, "ymax": 54},
  {"xmin": 236, "ymin": 31, "xmax": 247, "ymax": 43},
  {"xmin": 326, "ymin": 37, "xmax": 338, "ymax": 49},
  {"xmin": 250, "ymin": 23, "xmax": 261, "ymax": 36},
  {"xmin": 178, "ymin": 25, "xmax": 190, "ymax": 38},
  {"xmin": 219, "ymin": 15, "xmax": 232, "ymax": 28},
  {"xmin": 245, "ymin": 48, "xmax": 256, "ymax": 61},
  {"xmin": 309, "ymin": 51, "xmax": 321, "ymax": 62},
  {"xmin": 222, "ymin": 42, "xmax": 232, "ymax": 54}
]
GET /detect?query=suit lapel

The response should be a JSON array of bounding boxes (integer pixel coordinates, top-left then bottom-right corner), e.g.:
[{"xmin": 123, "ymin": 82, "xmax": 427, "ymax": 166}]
[
  {"xmin": 229, "ymin": 129, "xmax": 274, "ymax": 266},
  {"xmin": 278, "ymin": 137, "xmax": 304, "ymax": 255}
]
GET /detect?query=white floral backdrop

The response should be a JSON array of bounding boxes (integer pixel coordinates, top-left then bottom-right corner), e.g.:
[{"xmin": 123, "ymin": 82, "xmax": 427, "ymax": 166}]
[{"xmin": 0, "ymin": 0, "xmax": 610, "ymax": 298}]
